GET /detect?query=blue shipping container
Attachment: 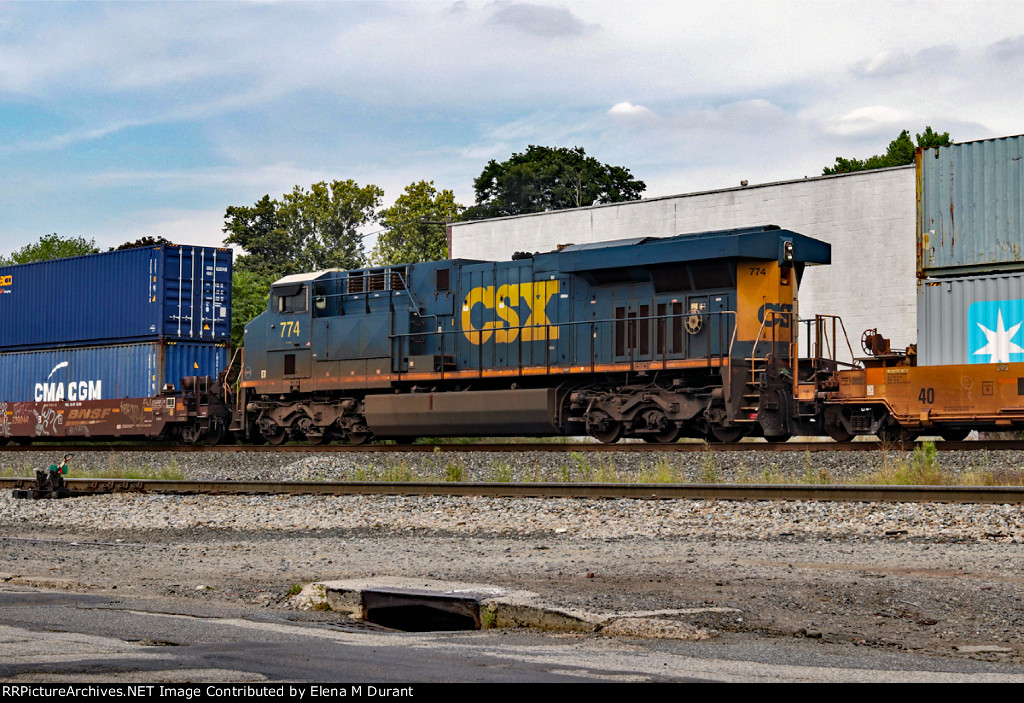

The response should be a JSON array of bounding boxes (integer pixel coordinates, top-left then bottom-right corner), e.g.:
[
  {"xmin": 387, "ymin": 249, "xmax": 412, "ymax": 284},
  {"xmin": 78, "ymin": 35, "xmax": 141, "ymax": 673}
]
[
  {"xmin": 0, "ymin": 341, "xmax": 228, "ymax": 402},
  {"xmin": 0, "ymin": 245, "xmax": 232, "ymax": 351}
]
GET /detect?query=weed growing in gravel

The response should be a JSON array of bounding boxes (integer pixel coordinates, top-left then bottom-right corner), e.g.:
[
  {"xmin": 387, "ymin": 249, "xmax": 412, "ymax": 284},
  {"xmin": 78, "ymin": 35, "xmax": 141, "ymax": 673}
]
[
  {"xmin": 594, "ymin": 458, "xmax": 621, "ymax": 483},
  {"xmin": 287, "ymin": 584, "xmax": 302, "ymax": 596},
  {"xmin": 638, "ymin": 456, "xmax": 682, "ymax": 483},
  {"xmin": 382, "ymin": 462, "xmax": 417, "ymax": 482},
  {"xmin": 760, "ymin": 462, "xmax": 782, "ymax": 484},
  {"xmin": 698, "ymin": 449, "xmax": 718, "ymax": 484},
  {"xmin": 861, "ymin": 441, "xmax": 948, "ymax": 485},
  {"xmin": 489, "ymin": 462, "xmax": 514, "ymax": 482},
  {"xmin": 444, "ymin": 461, "xmax": 466, "ymax": 482},
  {"xmin": 570, "ymin": 452, "xmax": 594, "ymax": 482},
  {"xmin": 800, "ymin": 452, "xmax": 830, "ymax": 484}
]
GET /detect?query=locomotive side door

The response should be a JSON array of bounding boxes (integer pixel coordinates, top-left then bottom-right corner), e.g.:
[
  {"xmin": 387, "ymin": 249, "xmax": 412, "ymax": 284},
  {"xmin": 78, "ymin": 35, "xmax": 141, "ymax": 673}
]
[
  {"xmin": 268, "ymin": 282, "xmax": 312, "ymax": 383},
  {"xmin": 709, "ymin": 294, "xmax": 732, "ymax": 358},
  {"xmin": 613, "ymin": 297, "xmax": 654, "ymax": 364}
]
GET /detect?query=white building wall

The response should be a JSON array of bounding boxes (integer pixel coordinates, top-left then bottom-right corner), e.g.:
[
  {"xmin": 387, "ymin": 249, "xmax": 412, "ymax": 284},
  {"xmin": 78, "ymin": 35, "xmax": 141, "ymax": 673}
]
[{"xmin": 451, "ymin": 166, "xmax": 917, "ymax": 360}]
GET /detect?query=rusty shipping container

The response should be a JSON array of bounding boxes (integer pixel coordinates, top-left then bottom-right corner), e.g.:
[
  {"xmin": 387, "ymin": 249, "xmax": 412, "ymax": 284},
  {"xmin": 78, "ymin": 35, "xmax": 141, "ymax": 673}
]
[{"xmin": 917, "ymin": 134, "xmax": 1024, "ymax": 277}]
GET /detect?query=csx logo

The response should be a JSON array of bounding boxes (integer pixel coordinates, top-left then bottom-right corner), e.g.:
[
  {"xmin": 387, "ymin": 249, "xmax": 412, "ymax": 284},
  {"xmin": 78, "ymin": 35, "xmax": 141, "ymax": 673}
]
[
  {"xmin": 757, "ymin": 303, "xmax": 794, "ymax": 327},
  {"xmin": 0, "ymin": 275, "xmax": 11, "ymax": 286},
  {"xmin": 462, "ymin": 280, "xmax": 561, "ymax": 344}
]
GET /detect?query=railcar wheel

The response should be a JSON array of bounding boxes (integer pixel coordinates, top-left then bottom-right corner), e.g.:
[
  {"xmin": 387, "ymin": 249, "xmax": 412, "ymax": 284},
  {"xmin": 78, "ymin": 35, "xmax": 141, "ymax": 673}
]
[
  {"xmin": 938, "ymin": 429, "xmax": 970, "ymax": 442},
  {"xmin": 764, "ymin": 434, "xmax": 792, "ymax": 443},
  {"xmin": 205, "ymin": 422, "xmax": 225, "ymax": 446},
  {"xmin": 709, "ymin": 425, "xmax": 746, "ymax": 443},
  {"xmin": 825, "ymin": 423, "xmax": 854, "ymax": 442},
  {"xmin": 877, "ymin": 424, "xmax": 918, "ymax": 444},
  {"xmin": 306, "ymin": 434, "xmax": 329, "ymax": 446},
  {"xmin": 823, "ymin": 407, "xmax": 854, "ymax": 443}
]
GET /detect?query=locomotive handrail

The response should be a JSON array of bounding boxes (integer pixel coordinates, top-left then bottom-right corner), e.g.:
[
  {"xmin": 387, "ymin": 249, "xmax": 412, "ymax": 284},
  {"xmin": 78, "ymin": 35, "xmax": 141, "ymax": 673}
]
[{"xmin": 389, "ymin": 309, "xmax": 737, "ymax": 381}]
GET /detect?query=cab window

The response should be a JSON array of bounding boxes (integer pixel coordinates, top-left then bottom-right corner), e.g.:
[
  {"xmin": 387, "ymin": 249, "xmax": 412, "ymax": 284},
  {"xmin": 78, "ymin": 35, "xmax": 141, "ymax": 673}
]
[{"xmin": 272, "ymin": 283, "xmax": 307, "ymax": 314}]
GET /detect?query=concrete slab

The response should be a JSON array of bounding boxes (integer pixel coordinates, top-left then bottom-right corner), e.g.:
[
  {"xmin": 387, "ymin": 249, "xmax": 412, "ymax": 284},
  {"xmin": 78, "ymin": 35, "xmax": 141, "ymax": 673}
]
[{"xmin": 295, "ymin": 576, "xmax": 735, "ymax": 640}]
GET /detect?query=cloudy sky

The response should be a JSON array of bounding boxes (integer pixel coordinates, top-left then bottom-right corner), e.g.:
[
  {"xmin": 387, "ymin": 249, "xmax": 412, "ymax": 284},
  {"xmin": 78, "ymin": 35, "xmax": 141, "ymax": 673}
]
[{"xmin": 1, "ymin": 0, "xmax": 1023, "ymax": 254}]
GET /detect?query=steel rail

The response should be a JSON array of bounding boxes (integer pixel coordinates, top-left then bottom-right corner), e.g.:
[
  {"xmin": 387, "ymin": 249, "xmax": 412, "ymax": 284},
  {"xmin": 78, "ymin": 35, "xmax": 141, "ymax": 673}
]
[
  {"xmin": 2, "ymin": 440, "xmax": 1024, "ymax": 453},
  {"xmin": 4, "ymin": 477, "xmax": 1024, "ymax": 504}
]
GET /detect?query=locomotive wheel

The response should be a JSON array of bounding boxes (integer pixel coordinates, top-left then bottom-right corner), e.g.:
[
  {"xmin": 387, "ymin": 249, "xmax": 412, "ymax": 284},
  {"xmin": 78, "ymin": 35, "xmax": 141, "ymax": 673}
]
[
  {"xmin": 590, "ymin": 422, "xmax": 623, "ymax": 444},
  {"xmin": 709, "ymin": 425, "xmax": 746, "ymax": 443},
  {"xmin": 938, "ymin": 428, "xmax": 970, "ymax": 442},
  {"xmin": 642, "ymin": 425, "xmax": 682, "ymax": 444},
  {"xmin": 266, "ymin": 430, "xmax": 288, "ymax": 446},
  {"xmin": 347, "ymin": 431, "xmax": 373, "ymax": 445}
]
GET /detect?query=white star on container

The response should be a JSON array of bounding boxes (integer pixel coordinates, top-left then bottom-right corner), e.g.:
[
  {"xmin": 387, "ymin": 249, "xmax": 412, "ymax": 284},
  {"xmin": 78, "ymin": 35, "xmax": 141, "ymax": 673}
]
[{"xmin": 973, "ymin": 310, "xmax": 1024, "ymax": 363}]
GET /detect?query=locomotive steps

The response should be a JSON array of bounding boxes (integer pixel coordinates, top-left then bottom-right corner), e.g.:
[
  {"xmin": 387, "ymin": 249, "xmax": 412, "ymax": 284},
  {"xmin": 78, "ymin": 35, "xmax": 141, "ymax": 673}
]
[{"xmin": 290, "ymin": 576, "xmax": 730, "ymax": 639}]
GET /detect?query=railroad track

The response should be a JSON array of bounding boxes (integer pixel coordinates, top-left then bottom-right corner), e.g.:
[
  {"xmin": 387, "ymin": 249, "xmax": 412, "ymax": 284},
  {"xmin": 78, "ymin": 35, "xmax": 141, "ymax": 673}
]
[
  {"xmin": 3, "ymin": 439, "xmax": 1024, "ymax": 453},
  {"xmin": 3, "ymin": 477, "xmax": 1023, "ymax": 504}
]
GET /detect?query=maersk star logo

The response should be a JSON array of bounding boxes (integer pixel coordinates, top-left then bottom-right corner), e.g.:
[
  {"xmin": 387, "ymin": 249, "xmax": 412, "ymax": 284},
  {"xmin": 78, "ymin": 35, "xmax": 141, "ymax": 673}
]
[{"xmin": 969, "ymin": 300, "xmax": 1024, "ymax": 364}]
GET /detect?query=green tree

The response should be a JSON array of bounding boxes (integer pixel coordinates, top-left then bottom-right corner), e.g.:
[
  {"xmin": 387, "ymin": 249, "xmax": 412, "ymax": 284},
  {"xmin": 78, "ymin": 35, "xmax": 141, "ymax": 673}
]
[
  {"xmin": 109, "ymin": 235, "xmax": 173, "ymax": 251},
  {"xmin": 370, "ymin": 181, "xmax": 464, "ymax": 265},
  {"xmin": 223, "ymin": 194, "xmax": 294, "ymax": 276},
  {"xmin": 229, "ymin": 269, "xmax": 274, "ymax": 349},
  {"xmin": 0, "ymin": 233, "xmax": 99, "ymax": 265},
  {"xmin": 277, "ymin": 180, "xmax": 382, "ymax": 272},
  {"xmin": 465, "ymin": 145, "xmax": 646, "ymax": 219},
  {"xmin": 823, "ymin": 127, "xmax": 953, "ymax": 175}
]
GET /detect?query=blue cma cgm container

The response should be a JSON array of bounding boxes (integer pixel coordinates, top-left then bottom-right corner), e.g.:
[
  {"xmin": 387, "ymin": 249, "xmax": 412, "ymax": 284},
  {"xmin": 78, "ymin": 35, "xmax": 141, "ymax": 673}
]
[
  {"xmin": 0, "ymin": 341, "xmax": 229, "ymax": 402},
  {"xmin": 0, "ymin": 245, "xmax": 232, "ymax": 351}
]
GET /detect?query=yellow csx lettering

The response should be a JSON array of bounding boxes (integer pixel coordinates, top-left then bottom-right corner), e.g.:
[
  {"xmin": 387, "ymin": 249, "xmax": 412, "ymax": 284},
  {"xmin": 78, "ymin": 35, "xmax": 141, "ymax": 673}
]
[
  {"xmin": 461, "ymin": 281, "xmax": 561, "ymax": 344},
  {"xmin": 0, "ymin": 275, "xmax": 11, "ymax": 286}
]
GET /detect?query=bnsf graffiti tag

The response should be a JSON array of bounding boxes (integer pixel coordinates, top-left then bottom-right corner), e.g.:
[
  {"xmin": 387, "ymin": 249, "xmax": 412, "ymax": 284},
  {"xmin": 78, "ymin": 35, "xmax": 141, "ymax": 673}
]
[
  {"xmin": 67, "ymin": 408, "xmax": 112, "ymax": 421},
  {"xmin": 757, "ymin": 303, "xmax": 794, "ymax": 327},
  {"xmin": 461, "ymin": 280, "xmax": 561, "ymax": 344}
]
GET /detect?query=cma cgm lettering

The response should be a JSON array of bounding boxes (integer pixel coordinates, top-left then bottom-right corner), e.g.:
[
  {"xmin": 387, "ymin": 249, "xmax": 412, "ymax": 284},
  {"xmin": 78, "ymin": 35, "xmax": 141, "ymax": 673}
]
[{"xmin": 34, "ymin": 380, "xmax": 102, "ymax": 402}]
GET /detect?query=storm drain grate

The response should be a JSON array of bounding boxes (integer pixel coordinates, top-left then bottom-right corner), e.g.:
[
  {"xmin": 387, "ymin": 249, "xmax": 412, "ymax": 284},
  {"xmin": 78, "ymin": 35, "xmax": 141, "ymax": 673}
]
[{"xmin": 361, "ymin": 588, "xmax": 482, "ymax": 632}]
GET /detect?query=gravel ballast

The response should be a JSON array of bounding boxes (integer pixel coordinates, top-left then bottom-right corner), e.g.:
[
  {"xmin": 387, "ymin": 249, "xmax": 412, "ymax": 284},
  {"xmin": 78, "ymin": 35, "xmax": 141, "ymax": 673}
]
[{"xmin": 2, "ymin": 446, "xmax": 1023, "ymax": 665}]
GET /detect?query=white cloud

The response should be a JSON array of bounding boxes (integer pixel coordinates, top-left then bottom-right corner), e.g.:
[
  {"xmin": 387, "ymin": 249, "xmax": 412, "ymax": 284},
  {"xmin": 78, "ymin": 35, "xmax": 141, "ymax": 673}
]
[
  {"xmin": 821, "ymin": 106, "xmax": 922, "ymax": 137},
  {"xmin": 608, "ymin": 102, "xmax": 652, "ymax": 117},
  {"xmin": 487, "ymin": 2, "xmax": 596, "ymax": 37},
  {"xmin": 853, "ymin": 49, "xmax": 913, "ymax": 77}
]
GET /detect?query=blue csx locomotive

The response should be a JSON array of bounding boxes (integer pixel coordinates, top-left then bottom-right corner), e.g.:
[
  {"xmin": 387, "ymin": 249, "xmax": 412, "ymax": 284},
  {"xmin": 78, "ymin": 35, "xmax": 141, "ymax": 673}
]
[{"xmin": 238, "ymin": 225, "xmax": 832, "ymax": 444}]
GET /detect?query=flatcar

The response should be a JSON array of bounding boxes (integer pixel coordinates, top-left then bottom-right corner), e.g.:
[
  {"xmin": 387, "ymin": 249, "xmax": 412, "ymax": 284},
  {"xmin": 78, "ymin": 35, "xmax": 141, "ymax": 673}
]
[
  {"xmin": 235, "ymin": 225, "xmax": 834, "ymax": 444},
  {"xmin": 822, "ymin": 330, "xmax": 1024, "ymax": 442}
]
